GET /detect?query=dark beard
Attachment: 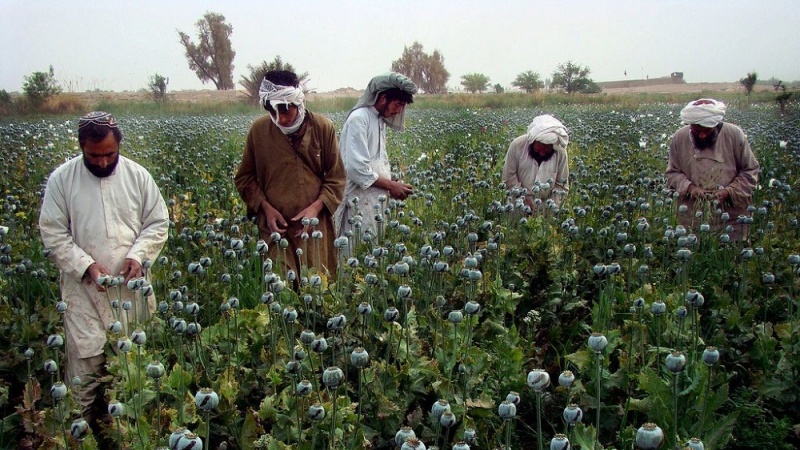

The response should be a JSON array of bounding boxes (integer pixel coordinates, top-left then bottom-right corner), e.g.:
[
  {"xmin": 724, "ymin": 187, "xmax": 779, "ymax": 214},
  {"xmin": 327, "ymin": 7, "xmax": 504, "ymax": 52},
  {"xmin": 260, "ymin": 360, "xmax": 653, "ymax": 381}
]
[
  {"xmin": 528, "ymin": 145, "xmax": 554, "ymax": 164},
  {"xmin": 83, "ymin": 155, "xmax": 119, "ymax": 178},
  {"xmin": 691, "ymin": 129, "xmax": 719, "ymax": 150}
]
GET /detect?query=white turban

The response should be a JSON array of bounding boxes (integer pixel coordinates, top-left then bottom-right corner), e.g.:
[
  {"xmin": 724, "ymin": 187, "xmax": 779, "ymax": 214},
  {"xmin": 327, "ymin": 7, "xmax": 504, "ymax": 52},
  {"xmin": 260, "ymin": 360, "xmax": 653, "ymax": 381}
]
[
  {"xmin": 349, "ymin": 72, "xmax": 418, "ymax": 131},
  {"xmin": 526, "ymin": 114, "xmax": 569, "ymax": 152},
  {"xmin": 680, "ymin": 98, "xmax": 726, "ymax": 128},
  {"xmin": 259, "ymin": 78, "xmax": 306, "ymax": 135}
]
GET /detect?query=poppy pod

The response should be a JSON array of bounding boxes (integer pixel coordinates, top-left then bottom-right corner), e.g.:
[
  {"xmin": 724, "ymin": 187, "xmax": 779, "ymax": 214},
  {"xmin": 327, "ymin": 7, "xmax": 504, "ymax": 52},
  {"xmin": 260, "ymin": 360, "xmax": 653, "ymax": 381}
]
[
  {"xmin": 558, "ymin": 370, "xmax": 575, "ymax": 389},
  {"xmin": 308, "ymin": 402, "xmax": 326, "ymax": 421},
  {"xmin": 431, "ymin": 399, "xmax": 451, "ymax": 419},
  {"xmin": 635, "ymin": 423, "xmax": 664, "ymax": 449},
  {"xmin": 550, "ymin": 434, "xmax": 571, "ymax": 450},
  {"xmin": 70, "ymin": 418, "xmax": 90, "ymax": 441},
  {"xmin": 395, "ymin": 426, "xmax": 416, "ymax": 447},
  {"xmin": 46, "ymin": 334, "xmax": 63, "ymax": 348},
  {"xmin": 587, "ymin": 332, "xmax": 608, "ymax": 352},
  {"xmin": 563, "ymin": 404, "xmax": 583, "ymax": 424},
  {"xmin": 686, "ymin": 437, "xmax": 704, "ymax": 450},
  {"xmin": 665, "ymin": 351, "xmax": 686, "ymax": 373},
  {"xmin": 702, "ymin": 346, "xmax": 720, "ymax": 365},
  {"xmin": 147, "ymin": 361, "xmax": 165, "ymax": 379},
  {"xmin": 169, "ymin": 427, "xmax": 190, "ymax": 449},
  {"xmin": 448, "ymin": 310, "xmax": 463, "ymax": 324},
  {"xmin": 498, "ymin": 400, "xmax": 517, "ymax": 419},
  {"xmin": 351, "ymin": 347, "xmax": 370, "ymax": 368},
  {"xmin": 296, "ymin": 379, "xmax": 313, "ymax": 397},
  {"xmin": 131, "ymin": 329, "xmax": 147, "ymax": 346},
  {"xmin": 177, "ymin": 433, "xmax": 203, "ymax": 450},
  {"xmin": 527, "ymin": 369, "xmax": 551, "ymax": 391},
  {"xmin": 401, "ymin": 437, "xmax": 426, "ymax": 450},
  {"xmin": 50, "ymin": 381, "xmax": 67, "ymax": 401},
  {"xmin": 322, "ymin": 366, "xmax": 344, "ymax": 389},
  {"xmin": 299, "ymin": 329, "xmax": 315, "ymax": 345},
  {"xmin": 194, "ymin": 387, "xmax": 219, "ymax": 411},
  {"xmin": 108, "ymin": 400, "xmax": 125, "ymax": 418}
]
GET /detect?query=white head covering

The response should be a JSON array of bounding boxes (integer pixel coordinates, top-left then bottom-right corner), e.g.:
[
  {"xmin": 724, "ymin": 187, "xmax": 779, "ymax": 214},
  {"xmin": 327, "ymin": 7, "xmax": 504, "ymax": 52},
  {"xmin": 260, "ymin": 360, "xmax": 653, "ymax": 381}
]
[
  {"xmin": 526, "ymin": 114, "xmax": 569, "ymax": 152},
  {"xmin": 680, "ymin": 98, "xmax": 726, "ymax": 128},
  {"xmin": 349, "ymin": 72, "xmax": 417, "ymax": 131},
  {"xmin": 259, "ymin": 78, "xmax": 306, "ymax": 135}
]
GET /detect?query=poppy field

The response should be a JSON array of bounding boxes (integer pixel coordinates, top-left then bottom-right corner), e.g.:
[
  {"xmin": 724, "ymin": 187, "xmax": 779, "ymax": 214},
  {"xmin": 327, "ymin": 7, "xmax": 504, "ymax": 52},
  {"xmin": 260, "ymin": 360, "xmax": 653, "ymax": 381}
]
[{"xmin": 0, "ymin": 101, "xmax": 799, "ymax": 450}]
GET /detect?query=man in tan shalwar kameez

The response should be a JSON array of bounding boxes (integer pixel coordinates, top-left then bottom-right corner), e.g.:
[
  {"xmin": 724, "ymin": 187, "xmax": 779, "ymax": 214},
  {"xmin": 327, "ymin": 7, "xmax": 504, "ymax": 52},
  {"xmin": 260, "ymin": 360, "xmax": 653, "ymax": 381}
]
[
  {"xmin": 666, "ymin": 98, "xmax": 760, "ymax": 240},
  {"xmin": 235, "ymin": 70, "xmax": 345, "ymax": 278}
]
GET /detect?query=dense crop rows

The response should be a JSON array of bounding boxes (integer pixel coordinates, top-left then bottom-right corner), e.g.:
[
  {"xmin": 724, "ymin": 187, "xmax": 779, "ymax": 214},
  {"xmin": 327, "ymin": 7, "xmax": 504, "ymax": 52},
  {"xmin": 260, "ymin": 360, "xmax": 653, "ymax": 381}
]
[{"xmin": 0, "ymin": 102, "xmax": 799, "ymax": 449}]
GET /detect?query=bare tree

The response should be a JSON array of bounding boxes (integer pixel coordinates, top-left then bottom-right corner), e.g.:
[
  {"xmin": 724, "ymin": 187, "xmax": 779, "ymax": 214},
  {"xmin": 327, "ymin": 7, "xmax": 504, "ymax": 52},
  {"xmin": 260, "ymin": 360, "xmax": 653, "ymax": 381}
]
[{"xmin": 178, "ymin": 12, "xmax": 236, "ymax": 90}]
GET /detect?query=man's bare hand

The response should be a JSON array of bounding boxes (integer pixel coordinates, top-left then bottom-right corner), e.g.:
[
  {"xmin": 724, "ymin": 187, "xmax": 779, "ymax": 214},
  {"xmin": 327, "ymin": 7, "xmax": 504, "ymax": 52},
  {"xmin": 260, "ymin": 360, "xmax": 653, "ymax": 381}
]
[
  {"xmin": 714, "ymin": 188, "xmax": 731, "ymax": 203},
  {"xmin": 120, "ymin": 258, "xmax": 143, "ymax": 284},
  {"xmin": 291, "ymin": 200, "xmax": 324, "ymax": 237},
  {"xmin": 688, "ymin": 184, "xmax": 708, "ymax": 199},
  {"xmin": 85, "ymin": 262, "xmax": 111, "ymax": 292},
  {"xmin": 261, "ymin": 200, "xmax": 287, "ymax": 234},
  {"xmin": 387, "ymin": 180, "xmax": 413, "ymax": 200}
]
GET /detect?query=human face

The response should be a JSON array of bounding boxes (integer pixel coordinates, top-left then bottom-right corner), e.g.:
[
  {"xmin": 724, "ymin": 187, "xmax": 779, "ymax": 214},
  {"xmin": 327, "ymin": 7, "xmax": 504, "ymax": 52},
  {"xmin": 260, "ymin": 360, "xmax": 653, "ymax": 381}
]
[
  {"xmin": 528, "ymin": 141, "xmax": 555, "ymax": 163},
  {"xmin": 375, "ymin": 96, "xmax": 407, "ymax": 119},
  {"xmin": 271, "ymin": 104, "xmax": 299, "ymax": 128},
  {"xmin": 82, "ymin": 131, "xmax": 120, "ymax": 177},
  {"xmin": 689, "ymin": 124, "xmax": 719, "ymax": 150}
]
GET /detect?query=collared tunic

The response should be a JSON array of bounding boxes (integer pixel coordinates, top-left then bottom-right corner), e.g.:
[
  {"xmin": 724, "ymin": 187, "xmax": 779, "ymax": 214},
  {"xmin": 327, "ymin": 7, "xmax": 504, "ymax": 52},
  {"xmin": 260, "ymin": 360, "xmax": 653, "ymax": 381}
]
[
  {"xmin": 666, "ymin": 123, "xmax": 760, "ymax": 238},
  {"xmin": 235, "ymin": 111, "xmax": 345, "ymax": 275},
  {"xmin": 336, "ymin": 106, "xmax": 392, "ymax": 237},
  {"xmin": 502, "ymin": 134, "xmax": 570, "ymax": 208},
  {"xmin": 39, "ymin": 155, "xmax": 169, "ymax": 359}
]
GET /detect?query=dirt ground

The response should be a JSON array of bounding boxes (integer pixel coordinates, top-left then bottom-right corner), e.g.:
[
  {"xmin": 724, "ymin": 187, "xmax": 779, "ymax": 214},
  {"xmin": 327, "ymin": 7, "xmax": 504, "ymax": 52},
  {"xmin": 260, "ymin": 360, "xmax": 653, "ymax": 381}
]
[{"xmin": 70, "ymin": 82, "xmax": 766, "ymax": 104}]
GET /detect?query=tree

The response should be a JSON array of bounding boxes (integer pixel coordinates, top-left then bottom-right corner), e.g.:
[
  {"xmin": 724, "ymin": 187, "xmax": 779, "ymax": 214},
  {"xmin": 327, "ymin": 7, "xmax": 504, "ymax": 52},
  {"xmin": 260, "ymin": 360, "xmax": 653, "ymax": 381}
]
[
  {"xmin": 550, "ymin": 61, "xmax": 600, "ymax": 94},
  {"xmin": 239, "ymin": 56, "xmax": 308, "ymax": 104},
  {"xmin": 148, "ymin": 74, "xmax": 169, "ymax": 103},
  {"xmin": 494, "ymin": 83, "xmax": 505, "ymax": 94},
  {"xmin": 23, "ymin": 65, "xmax": 61, "ymax": 106},
  {"xmin": 740, "ymin": 72, "xmax": 758, "ymax": 97},
  {"xmin": 511, "ymin": 70, "xmax": 544, "ymax": 93},
  {"xmin": 774, "ymin": 80, "xmax": 792, "ymax": 114},
  {"xmin": 460, "ymin": 73, "xmax": 491, "ymax": 93},
  {"xmin": 178, "ymin": 12, "xmax": 236, "ymax": 90},
  {"xmin": 391, "ymin": 42, "xmax": 450, "ymax": 94}
]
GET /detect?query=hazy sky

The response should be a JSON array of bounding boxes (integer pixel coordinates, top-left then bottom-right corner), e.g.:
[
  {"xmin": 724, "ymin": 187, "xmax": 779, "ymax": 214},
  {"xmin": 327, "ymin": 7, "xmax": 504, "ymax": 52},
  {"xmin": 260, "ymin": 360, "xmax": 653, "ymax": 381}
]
[{"xmin": 2, "ymin": 0, "xmax": 798, "ymax": 93}]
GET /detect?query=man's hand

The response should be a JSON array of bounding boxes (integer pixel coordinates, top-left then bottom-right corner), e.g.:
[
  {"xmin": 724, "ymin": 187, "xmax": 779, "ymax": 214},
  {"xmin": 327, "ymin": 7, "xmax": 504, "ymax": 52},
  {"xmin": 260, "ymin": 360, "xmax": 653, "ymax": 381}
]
[
  {"xmin": 261, "ymin": 200, "xmax": 287, "ymax": 234},
  {"xmin": 386, "ymin": 180, "xmax": 413, "ymax": 200},
  {"xmin": 687, "ymin": 184, "xmax": 708, "ymax": 199},
  {"xmin": 291, "ymin": 200, "xmax": 324, "ymax": 237},
  {"xmin": 120, "ymin": 258, "xmax": 143, "ymax": 284},
  {"xmin": 714, "ymin": 188, "xmax": 731, "ymax": 203},
  {"xmin": 84, "ymin": 262, "xmax": 111, "ymax": 292}
]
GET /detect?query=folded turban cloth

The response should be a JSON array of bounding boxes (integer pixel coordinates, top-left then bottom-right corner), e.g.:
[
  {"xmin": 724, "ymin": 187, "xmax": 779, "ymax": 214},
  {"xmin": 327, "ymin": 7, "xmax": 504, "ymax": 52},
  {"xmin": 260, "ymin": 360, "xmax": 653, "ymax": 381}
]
[
  {"xmin": 680, "ymin": 98, "xmax": 726, "ymax": 128},
  {"xmin": 526, "ymin": 114, "xmax": 569, "ymax": 152},
  {"xmin": 259, "ymin": 78, "xmax": 306, "ymax": 135},
  {"xmin": 349, "ymin": 72, "xmax": 418, "ymax": 131}
]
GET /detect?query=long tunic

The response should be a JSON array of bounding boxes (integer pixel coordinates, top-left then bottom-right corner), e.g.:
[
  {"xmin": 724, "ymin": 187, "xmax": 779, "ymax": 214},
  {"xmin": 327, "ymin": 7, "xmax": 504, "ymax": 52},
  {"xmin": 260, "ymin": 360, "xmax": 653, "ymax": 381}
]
[
  {"xmin": 502, "ymin": 134, "xmax": 570, "ymax": 207},
  {"xmin": 235, "ymin": 111, "xmax": 345, "ymax": 276},
  {"xmin": 39, "ymin": 155, "xmax": 169, "ymax": 359},
  {"xmin": 335, "ymin": 106, "xmax": 392, "ymax": 237},
  {"xmin": 665, "ymin": 123, "xmax": 760, "ymax": 237}
]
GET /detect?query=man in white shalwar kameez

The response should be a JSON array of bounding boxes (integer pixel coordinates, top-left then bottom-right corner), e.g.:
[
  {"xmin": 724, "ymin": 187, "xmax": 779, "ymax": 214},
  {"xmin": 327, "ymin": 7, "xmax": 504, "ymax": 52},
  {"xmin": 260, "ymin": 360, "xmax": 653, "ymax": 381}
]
[
  {"xmin": 39, "ymin": 111, "xmax": 168, "ymax": 432},
  {"xmin": 502, "ymin": 114, "xmax": 570, "ymax": 213},
  {"xmin": 335, "ymin": 72, "xmax": 418, "ymax": 239}
]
